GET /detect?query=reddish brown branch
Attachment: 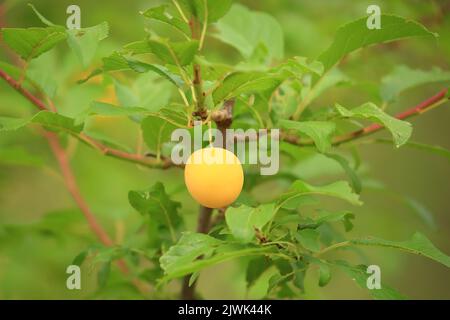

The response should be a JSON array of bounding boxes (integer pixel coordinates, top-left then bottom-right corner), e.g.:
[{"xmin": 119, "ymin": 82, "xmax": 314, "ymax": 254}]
[
  {"xmin": 0, "ymin": 68, "xmax": 150, "ymax": 296},
  {"xmin": 0, "ymin": 69, "xmax": 47, "ymax": 110},
  {"xmin": 284, "ymin": 88, "xmax": 449, "ymax": 146},
  {"xmin": 0, "ymin": 68, "xmax": 174, "ymax": 169}
]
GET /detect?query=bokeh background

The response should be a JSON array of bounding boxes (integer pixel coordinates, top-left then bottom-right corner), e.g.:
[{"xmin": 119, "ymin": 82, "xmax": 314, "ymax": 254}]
[{"xmin": 0, "ymin": 0, "xmax": 449, "ymax": 299}]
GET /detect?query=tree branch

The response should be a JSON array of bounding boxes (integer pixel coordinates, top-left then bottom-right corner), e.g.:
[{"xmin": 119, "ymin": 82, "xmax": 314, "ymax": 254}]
[
  {"xmin": 0, "ymin": 68, "xmax": 150, "ymax": 296},
  {"xmin": 0, "ymin": 68, "xmax": 176, "ymax": 169},
  {"xmin": 181, "ymin": 205, "xmax": 213, "ymax": 300},
  {"xmin": 283, "ymin": 88, "xmax": 449, "ymax": 146},
  {"xmin": 181, "ymin": 99, "xmax": 235, "ymax": 299}
]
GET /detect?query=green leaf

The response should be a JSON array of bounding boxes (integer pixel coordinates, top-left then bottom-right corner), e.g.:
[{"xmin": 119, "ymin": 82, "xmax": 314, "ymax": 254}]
[
  {"xmin": 278, "ymin": 180, "xmax": 363, "ymax": 207},
  {"xmin": 0, "ymin": 111, "xmax": 83, "ymax": 134},
  {"xmin": 246, "ymin": 256, "xmax": 271, "ymax": 288},
  {"xmin": 97, "ymin": 261, "xmax": 111, "ymax": 288},
  {"xmin": 314, "ymin": 211, "xmax": 355, "ymax": 232},
  {"xmin": 213, "ymin": 71, "xmax": 285, "ymax": 105},
  {"xmin": 318, "ymin": 263, "xmax": 332, "ymax": 287},
  {"xmin": 141, "ymin": 5, "xmax": 190, "ymax": 36},
  {"xmin": 280, "ymin": 56, "xmax": 324, "ymax": 77},
  {"xmin": 128, "ymin": 182, "xmax": 182, "ymax": 242},
  {"xmin": 126, "ymin": 59, "xmax": 184, "ymax": 87},
  {"xmin": 0, "ymin": 147, "xmax": 44, "ymax": 167},
  {"xmin": 213, "ymin": 4, "xmax": 284, "ymax": 60},
  {"xmin": 72, "ymin": 250, "xmax": 89, "ymax": 267},
  {"xmin": 333, "ymin": 261, "xmax": 406, "ymax": 300},
  {"xmin": 67, "ymin": 22, "xmax": 109, "ymax": 67},
  {"xmin": 351, "ymin": 232, "xmax": 450, "ymax": 268},
  {"xmin": 78, "ymin": 101, "xmax": 149, "ymax": 122},
  {"xmin": 325, "ymin": 153, "xmax": 362, "ymax": 193},
  {"xmin": 318, "ymin": 15, "xmax": 437, "ymax": 72},
  {"xmin": 279, "ymin": 120, "xmax": 336, "ymax": 153},
  {"xmin": 160, "ymin": 233, "xmax": 273, "ymax": 280},
  {"xmin": 381, "ymin": 65, "xmax": 450, "ymax": 103},
  {"xmin": 102, "ymin": 52, "xmax": 130, "ymax": 72},
  {"xmin": 1, "ymin": 27, "xmax": 66, "ymax": 61},
  {"xmin": 225, "ymin": 203, "xmax": 276, "ymax": 243},
  {"xmin": 141, "ymin": 106, "xmax": 188, "ymax": 157},
  {"xmin": 335, "ymin": 103, "xmax": 412, "ymax": 147},
  {"xmin": 296, "ymin": 229, "xmax": 320, "ymax": 252},
  {"xmin": 177, "ymin": 0, "xmax": 233, "ymax": 23},
  {"xmin": 160, "ymin": 232, "xmax": 222, "ymax": 275},
  {"xmin": 125, "ymin": 39, "xmax": 199, "ymax": 66}
]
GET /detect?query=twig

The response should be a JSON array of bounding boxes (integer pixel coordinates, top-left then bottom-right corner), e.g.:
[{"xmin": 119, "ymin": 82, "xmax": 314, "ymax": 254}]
[
  {"xmin": 181, "ymin": 205, "xmax": 213, "ymax": 300},
  {"xmin": 181, "ymin": 99, "xmax": 235, "ymax": 299},
  {"xmin": 0, "ymin": 68, "xmax": 150, "ymax": 296},
  {"xmin": 0, "ymin": 68, "xmax": 175, "ymax": 169},
  {"xmin": 284, "ymin": 88, "xmax": 449, "ymax": 146}
]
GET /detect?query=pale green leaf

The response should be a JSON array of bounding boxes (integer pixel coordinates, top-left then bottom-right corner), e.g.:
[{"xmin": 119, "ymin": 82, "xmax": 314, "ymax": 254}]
[
  {"xmin": 225, "ymin": 203, "xmax": 276, "ymax": 243},
  {"xmin": 318, "ymin": 15, "xmax": 437, "ymax": 72},
  {"xmin": 381, "ymin": 65, "xmax": 450, "ymax": 103},
  {"xmin": 351, "ymin": 232, "xmax": 450, "ymax": 268},
  {"xmin": 160, "ymin": 233, "xmax": 273, "ymax": 280},
  {"xmin": 296, "ymin": 229, "xmax": 320, "ymax": 252},
  {"xmin": 278, "ymin": 180, "xmax": 363, "ymax": 207},
  {"xmin": 67, "ymin": 22, "xmax": 109, "ymax": 67},
  {"xmin": 279, "ymin": 120, "xmax": 336, "ymax": 153},
  {"xmin": 325, "ymin": 153, "xmax": 362, "ymax": 193},
  {"xmin": 177, "ymin": 0, "xmax": 233, "ymax": 23},
  {"xmin": 213, "ymin": 4, "xmax": 284, "ymax": 60},
  {"xmin": 141, "ymin": 5, "xmax": 190, "ymax": 36},
  {"xmin": 335, "ymin": 103, "xmax": 412, "ymax": 147},
  {"xmin": 124, "ymin": 39, "xmax": 199, "ymax": 66},
  {"xmin": 128, "ymin": 182, "xmax": 182, "ymax": 242},
  {"xmin": 0, "ymin": 111, "xmax": 83, "ymax": 134},
  {"xmin": 1, "ymin": 27, "xmax": 67, "ymax": 61}
]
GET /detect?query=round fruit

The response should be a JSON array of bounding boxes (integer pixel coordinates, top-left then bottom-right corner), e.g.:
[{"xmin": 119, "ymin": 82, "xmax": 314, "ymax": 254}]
[{"xmin": 184, "ymin": 147, "xmax": 244, "ymax": 208}]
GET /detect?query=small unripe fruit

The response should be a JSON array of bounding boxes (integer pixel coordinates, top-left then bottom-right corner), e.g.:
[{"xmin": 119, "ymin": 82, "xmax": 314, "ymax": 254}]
[{"xmin": 184, "ymin": 147, "xmax": 244, "ymax": 208}]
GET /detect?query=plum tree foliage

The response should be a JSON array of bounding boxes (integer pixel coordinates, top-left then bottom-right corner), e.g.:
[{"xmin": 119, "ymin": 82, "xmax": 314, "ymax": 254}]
[{"xmin": 0, "ymin": 1, "xmax": 450, "ymax": 299}]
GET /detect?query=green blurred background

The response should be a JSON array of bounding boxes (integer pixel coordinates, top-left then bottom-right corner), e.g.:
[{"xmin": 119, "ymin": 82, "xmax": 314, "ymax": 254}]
[{"xmin": 0, "ymin": 0, "xmax": 449, "ymax": 299}]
